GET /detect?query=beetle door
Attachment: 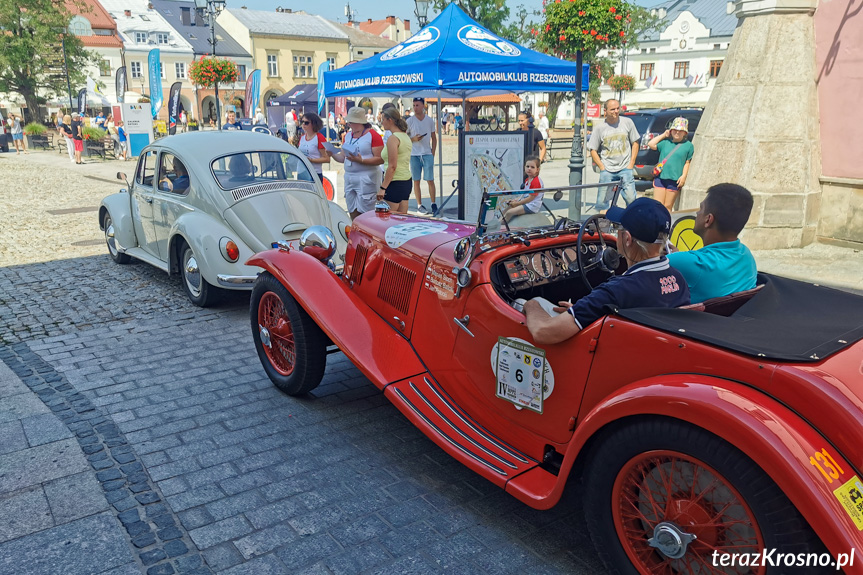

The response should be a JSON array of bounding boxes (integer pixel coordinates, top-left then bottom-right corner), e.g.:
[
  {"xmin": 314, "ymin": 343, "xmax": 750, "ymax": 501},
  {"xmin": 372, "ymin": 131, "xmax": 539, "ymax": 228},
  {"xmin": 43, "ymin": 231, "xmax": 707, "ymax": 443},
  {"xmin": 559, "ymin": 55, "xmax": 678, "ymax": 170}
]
[
  {"xmin": 152, "ymin": 152, "xmax": 192, "ymax": 258},
  {"xmin": 131, "ymin": 150, "xmax": 161, "ymax": 258}
]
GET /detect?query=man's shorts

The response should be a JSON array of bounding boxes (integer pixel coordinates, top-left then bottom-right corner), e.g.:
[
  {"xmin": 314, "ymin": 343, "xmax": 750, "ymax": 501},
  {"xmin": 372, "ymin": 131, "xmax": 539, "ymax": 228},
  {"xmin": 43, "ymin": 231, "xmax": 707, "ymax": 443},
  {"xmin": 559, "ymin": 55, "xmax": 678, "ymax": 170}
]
[
  {"xmin": 410, "ymin": 155, "xmax": 434, "ymax": 181},
  {"xmin": 12, "ymin": 133, "xmax": 23, "ymax": 141},
  {"xmin": 344, "ymin": 170, "xmax": 381, "ymax": 214},
  {"xmin": 73, "ymin": 140, "xmax": 83, "ymax": 152}
]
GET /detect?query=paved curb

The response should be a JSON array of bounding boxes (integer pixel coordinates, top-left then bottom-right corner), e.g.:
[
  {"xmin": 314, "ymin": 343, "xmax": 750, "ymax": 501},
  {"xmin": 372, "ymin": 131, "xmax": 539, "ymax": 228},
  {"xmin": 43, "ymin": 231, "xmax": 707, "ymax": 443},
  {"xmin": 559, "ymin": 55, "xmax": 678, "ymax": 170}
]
[{"xmin": 0, "ymin": 343, "xmax": 210, "ymax": 575}]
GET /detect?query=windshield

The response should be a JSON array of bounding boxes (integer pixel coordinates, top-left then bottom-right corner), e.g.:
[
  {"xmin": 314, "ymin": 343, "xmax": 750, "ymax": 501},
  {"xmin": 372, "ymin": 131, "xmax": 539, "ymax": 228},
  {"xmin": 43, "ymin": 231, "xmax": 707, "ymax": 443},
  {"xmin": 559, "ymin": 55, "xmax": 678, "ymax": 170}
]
[
  {"xmin": 475, "ymin": 183, "xmax": 620, "ymax": 237},
  {"xmin": 211, "ymin": 151, "xmax": 315, "ymax": 190},
  {"xmin": 621, "ymin": 113, "xmax": 654, "ymax": 134}
]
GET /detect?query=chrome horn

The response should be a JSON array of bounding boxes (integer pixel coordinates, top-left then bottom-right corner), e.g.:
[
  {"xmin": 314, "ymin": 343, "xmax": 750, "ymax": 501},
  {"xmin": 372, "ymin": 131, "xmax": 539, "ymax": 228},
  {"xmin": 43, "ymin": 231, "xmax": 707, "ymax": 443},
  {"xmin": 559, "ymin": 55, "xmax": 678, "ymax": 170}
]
[{"xmin": 299, "ymin": 225, "xmax": 337, "ymax": 265}]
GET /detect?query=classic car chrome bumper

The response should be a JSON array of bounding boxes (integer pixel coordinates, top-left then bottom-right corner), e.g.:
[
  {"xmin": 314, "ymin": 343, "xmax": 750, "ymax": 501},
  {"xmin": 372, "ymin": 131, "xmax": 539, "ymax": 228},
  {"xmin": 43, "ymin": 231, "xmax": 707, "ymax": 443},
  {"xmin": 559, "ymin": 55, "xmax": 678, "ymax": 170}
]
[{"xmin": 217, "ymin": 274, "xmax": 258, "ymax": 287}]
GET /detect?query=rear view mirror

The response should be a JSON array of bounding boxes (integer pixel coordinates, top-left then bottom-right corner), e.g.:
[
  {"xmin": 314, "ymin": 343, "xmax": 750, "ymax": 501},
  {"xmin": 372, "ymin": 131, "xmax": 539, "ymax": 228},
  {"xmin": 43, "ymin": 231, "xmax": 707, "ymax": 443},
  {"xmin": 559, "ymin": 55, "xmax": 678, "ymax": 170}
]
[
  {"xmin": 116, "ymin": 172, "xmax": 126, "ymax": 181},
  {"xmin": 553, "ymin": 190, "xmax": 564, "ymax": 202}
]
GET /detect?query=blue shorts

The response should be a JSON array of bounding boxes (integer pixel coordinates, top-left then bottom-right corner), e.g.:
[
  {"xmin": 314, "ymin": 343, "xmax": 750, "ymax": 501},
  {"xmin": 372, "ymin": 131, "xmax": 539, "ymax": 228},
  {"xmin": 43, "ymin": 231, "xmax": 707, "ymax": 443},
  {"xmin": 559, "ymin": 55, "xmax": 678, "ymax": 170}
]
[
  {"xmin": 12, "ymin": 133, "xmax": 23, "ymax": 141},
  {"xmin": 653, "ymin": 177, "xmax": 680, "ymax": 192},
  {"xmin": 410, "ymin": 154, "xmax": 434, "ymax": 181}
]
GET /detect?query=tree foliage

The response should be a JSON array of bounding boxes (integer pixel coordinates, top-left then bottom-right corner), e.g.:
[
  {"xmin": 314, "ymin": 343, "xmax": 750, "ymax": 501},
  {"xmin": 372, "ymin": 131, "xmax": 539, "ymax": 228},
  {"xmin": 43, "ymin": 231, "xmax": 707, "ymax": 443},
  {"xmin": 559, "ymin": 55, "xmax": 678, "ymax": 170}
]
[
  {"xmin": 500, "ymin": 4, "xmax": 540, "ymax": 47},
  {"xmin": 0, "ymin": 0, "xmax": 97, "ymax": 120},
  {"xmin": 431, "ymin": 0, "xmax": 510, "ymax": 36}
]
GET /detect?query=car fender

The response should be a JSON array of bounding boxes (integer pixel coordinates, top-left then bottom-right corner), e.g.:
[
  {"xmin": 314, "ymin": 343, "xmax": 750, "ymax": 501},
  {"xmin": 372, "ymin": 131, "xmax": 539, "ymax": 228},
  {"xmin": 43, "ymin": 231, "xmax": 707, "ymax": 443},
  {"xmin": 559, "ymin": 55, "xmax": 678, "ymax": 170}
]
[
  {"xmin": 327, "ymin": 200, "xmax": 351, "ymax": 265},
  {"xmin": 170, "ymin": 211, "xmax": 260, "ymax": 283},
  {"xmin": 247, "ymin": 248, "xmax": 426, "ymax": 387},
  {"xmin": 524, "ymin": 376, "xmax": 863, "ymax": 561},
  {"xmin": 99, "ymin": 194, "xmax": 137, "ymax": 251}
]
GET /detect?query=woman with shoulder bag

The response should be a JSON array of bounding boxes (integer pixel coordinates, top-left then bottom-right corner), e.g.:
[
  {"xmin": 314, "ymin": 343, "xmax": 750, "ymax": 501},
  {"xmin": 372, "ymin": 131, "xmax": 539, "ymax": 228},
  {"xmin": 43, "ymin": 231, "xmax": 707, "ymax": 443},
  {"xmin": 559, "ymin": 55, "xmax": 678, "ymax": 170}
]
[{"xmin": 647, "ymin": 117, "xmax": 694, "ymax": 211}]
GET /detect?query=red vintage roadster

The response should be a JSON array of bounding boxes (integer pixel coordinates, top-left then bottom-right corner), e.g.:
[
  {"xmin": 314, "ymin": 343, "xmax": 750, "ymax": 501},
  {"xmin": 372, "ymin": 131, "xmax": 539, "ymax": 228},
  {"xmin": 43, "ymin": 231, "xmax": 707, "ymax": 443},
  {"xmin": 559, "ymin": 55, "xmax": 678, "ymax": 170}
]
[{"xmin": 248, "ymin": 187, "xmax": 863, "ymax": 574}]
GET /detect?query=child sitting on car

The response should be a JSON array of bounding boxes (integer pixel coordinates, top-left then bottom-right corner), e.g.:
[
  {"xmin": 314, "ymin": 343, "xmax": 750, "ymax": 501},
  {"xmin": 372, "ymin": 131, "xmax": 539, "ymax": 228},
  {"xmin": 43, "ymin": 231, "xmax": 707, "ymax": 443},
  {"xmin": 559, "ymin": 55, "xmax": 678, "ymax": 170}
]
[{"xmin": 502, "ymin": 155, "xmax": 544, "ymax": 223}]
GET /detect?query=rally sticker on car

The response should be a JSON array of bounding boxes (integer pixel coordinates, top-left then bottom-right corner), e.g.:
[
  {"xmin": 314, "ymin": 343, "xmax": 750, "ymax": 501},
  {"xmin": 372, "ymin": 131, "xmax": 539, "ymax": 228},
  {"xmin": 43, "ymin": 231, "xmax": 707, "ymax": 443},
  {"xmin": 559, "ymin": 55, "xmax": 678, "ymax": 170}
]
[
  {"xmin": 385, "ymin": 222, "xmax": 449, "ymax": 248},
  {"xmin": 833, "ymin": 476, "xmax": 863, "ymax": 530},
  {"xmin": 492, "ymin": 337, "xmax": 551, "ymax": 414}
]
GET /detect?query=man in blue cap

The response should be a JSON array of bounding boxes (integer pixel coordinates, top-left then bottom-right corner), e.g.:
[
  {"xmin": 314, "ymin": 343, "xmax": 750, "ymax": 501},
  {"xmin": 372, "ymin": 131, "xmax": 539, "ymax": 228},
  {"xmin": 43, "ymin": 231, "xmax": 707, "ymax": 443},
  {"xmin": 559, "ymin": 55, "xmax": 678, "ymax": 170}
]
[{"xmin": 524, "ymin": 197, "xmax": 690, "ymax": 344}]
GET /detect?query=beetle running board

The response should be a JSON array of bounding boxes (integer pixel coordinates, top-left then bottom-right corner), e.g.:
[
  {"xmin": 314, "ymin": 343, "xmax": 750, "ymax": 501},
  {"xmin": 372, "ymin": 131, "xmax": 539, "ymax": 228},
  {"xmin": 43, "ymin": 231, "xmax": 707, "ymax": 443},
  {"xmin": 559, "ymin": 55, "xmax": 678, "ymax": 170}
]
[{"xmin": 385, "ymin": 374, "xmax": 538, "ymax": 488}]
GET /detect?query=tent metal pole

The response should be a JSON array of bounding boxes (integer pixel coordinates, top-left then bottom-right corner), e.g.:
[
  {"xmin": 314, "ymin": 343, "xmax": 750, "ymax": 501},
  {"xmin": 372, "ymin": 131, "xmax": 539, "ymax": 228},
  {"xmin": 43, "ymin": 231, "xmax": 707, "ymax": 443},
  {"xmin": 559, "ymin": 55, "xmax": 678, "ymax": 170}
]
[{"xmin": 436, "ymin": 90, "xmax": 443, "ymax": 216}]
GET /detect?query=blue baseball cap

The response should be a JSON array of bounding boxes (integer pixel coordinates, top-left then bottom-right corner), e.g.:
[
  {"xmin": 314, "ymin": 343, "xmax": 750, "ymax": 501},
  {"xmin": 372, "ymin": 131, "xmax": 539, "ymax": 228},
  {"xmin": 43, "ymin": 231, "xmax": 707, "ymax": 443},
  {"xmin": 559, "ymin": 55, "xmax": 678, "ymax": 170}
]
[{"xmin": 606, "ymin": 197, "xmax": 671, "ymax": 243}]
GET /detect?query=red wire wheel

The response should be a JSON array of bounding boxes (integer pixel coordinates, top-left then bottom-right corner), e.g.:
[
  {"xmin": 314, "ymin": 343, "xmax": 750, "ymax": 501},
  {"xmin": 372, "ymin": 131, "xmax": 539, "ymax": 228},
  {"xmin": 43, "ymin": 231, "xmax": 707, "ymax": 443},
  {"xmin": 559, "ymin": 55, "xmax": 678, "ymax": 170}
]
[
  {"xmin": 257, "ymin": 291, "xmax": 295, "ymax": 376},
  {"xmin": 250, "ymin": 273, "xmax": 328, "ymax": 395},
  {"xmin": 611, "ymin": 450, "xmax": 764, "ymax": 574},
  {"xmin": 583, "ymin": 419, "xmax": 825, "ymax": 575}
]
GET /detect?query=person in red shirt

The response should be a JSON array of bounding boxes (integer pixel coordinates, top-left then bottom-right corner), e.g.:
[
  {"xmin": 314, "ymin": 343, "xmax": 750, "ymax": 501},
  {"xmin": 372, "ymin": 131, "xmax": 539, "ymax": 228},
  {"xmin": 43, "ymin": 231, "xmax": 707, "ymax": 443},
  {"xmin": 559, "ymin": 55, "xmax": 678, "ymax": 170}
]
[{"xmin": 502, "ymin": 155, "xmax": 544, "ymax": 223}]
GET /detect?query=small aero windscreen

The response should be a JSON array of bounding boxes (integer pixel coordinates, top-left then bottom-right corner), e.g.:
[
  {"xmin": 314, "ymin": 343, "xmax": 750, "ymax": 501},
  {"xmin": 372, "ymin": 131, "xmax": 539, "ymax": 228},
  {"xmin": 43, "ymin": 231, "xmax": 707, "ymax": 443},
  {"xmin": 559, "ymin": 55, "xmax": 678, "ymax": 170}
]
[{"xmin": 212, "ymin": 151, "xmax": 314, "ymax": 190}]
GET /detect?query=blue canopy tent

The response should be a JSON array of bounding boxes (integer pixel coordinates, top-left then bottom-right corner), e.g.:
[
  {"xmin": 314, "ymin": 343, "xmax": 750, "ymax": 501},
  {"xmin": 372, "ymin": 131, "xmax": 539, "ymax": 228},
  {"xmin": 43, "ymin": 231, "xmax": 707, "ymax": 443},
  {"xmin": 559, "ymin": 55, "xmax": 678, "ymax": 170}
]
[{"xmin": 322, "ymin": 3, "xmax": 589, "ymax": 213}]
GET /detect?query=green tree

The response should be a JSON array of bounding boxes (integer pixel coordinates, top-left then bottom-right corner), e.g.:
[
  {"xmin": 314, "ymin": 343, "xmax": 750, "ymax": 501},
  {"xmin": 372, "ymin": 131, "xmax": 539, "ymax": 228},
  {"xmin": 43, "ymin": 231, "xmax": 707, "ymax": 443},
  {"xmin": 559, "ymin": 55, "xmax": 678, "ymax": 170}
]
[
  {"xmin": 500, "ymin": 4, "xmax": 540, "ymax": 47},
  {"xmin": 431, "ymin": 0, "xmax": 510, "ymax": 36},
  {"xmin": 0, "ymin": 0, "xmax": 97, "ymax": 121}
]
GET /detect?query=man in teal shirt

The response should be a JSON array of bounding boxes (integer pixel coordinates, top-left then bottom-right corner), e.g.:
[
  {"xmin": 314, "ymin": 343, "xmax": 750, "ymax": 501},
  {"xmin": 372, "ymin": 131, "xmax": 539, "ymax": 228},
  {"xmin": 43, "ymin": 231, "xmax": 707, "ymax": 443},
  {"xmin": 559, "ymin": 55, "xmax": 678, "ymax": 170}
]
[{"xmin": 667, "ymin": 183, "xmax": 757, "ymax": 303}]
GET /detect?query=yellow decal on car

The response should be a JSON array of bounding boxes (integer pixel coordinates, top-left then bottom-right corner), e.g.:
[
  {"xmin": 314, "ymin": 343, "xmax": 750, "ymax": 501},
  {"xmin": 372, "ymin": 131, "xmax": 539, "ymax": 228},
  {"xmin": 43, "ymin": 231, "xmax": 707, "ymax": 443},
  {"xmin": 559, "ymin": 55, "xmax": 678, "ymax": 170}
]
[
  {"xmin": 670, "ymin": 215, "xmax": 703, "ymax": 252},
  {"xmin": 833, "ymin": 475, "xmax": 863, "ymax": 530}
]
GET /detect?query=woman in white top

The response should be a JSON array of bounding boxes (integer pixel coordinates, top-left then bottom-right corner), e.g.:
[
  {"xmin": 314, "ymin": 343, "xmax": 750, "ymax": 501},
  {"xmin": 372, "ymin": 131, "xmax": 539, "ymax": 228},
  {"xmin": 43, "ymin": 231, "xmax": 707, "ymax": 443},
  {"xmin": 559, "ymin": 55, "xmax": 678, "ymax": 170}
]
[
  {"xmin": 297, "ymin": 112, "xmax": 329, "ymax": 176},
  {"xmin": 330, "ymin": 106, "xmax": 384, "ymax": 219}
]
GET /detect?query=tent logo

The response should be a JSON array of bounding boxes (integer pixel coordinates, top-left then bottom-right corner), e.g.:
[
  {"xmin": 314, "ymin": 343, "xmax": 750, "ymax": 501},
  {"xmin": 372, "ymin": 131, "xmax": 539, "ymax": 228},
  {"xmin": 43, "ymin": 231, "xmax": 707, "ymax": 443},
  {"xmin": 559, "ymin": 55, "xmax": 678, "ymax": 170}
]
[
  {"xmin": 457, "ymin": 25, "xmax": 520, "ymax": 57},
  {"xmin": 381, "ymin": 26, "xmax": 440, "ymax": 61}
]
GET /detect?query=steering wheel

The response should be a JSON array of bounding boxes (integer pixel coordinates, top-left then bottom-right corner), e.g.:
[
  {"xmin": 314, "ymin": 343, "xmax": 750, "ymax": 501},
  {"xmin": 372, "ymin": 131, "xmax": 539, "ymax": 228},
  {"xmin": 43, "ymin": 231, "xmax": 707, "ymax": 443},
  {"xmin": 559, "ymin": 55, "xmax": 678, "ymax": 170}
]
[{"xmin": 576, "ymin": 214, "xmax": 620, "ymax": 292}]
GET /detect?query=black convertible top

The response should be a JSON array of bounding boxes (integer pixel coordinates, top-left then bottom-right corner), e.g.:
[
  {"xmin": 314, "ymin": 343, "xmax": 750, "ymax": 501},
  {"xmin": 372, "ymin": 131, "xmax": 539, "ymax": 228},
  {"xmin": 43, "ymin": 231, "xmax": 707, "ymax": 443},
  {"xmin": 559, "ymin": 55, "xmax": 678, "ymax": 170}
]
[{"xmin": 617, "ymin": 273, "xmax": 863, "ymax": 362}]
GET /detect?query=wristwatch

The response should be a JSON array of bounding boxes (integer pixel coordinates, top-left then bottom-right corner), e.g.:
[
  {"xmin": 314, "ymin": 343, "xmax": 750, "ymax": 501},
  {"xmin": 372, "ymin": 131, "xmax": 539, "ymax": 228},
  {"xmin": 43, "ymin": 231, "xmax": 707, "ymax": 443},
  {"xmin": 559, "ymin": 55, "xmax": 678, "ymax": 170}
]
[{"xmin": 379, "ymin": 186, "xmax": 387, "ymax": 191}]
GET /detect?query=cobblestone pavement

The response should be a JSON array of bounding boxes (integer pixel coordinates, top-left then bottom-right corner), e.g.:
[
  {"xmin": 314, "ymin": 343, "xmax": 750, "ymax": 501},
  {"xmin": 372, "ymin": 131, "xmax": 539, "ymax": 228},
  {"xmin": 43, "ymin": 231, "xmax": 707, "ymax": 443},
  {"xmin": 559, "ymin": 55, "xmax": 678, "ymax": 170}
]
[{"xmin": 0, "ymin": 194, "xmax": 603, "ymax": 573}]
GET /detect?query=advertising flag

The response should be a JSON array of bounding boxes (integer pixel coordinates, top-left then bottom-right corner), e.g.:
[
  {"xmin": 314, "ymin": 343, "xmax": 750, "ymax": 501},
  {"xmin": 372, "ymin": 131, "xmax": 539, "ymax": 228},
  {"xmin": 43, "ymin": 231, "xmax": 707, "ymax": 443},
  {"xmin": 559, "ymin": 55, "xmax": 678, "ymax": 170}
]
[
  {"xmin": 317, "ymin": 61, "xmax": 329, "ymax": 113},
  {"xmin": 335, "ymin": 97, "xmax": 347, "ymax": 118},
  {"xmin": 244, "ymin": 69, "xmax": 261, "ymax": 118},
  {"xmin": 147, "ymin": 49, "xmax": 163, "ymax": 118},
  {"xmin": 116, "ymin": 66, "xmax": 127, "ymax": 103},
  {"xmin": 77, "ymin": 88, "xmax": 87, "ymax": 115},
  {"xmin": 685, "ymin": 74, "xmax": 694, "ymax": 87},
  {"xmin": 168, "ymin": 81, "xmax": 182, "ymax": 135},
  {"xmin": 87, "ymin": 76, "xmax": 111, "ymax": 106}
]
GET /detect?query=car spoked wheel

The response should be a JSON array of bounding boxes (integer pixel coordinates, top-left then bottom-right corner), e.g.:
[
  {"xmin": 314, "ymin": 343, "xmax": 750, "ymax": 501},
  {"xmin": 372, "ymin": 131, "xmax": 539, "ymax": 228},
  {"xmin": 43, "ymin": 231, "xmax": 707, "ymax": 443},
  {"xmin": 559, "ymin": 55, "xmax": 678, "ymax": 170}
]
[
  {"xmin": 180, "ymin": 242, "xmax": 218, "ymax": 307},
  {"xmin": 584, "ymin": 419, "xmax": 825, "ymax": 575},
  {"xmin": 258, "ymin": 291, "xmax": 295, "ymax": 376},
  {"xmin": 103, "ymin": 213, "xmax": 131, "ymax": 264},
  {"xmin": 613, "ymin": 451, "xmax": 764, "ymax": 574},
  {"xmin": 250, "ymin": 273, "xmax": 327, "ymax": 395}
]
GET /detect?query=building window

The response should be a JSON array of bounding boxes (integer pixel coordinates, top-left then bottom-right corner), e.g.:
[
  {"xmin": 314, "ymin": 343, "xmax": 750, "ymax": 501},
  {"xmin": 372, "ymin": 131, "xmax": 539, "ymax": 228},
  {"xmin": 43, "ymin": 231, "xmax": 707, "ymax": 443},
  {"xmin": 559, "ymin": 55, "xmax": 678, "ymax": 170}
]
[
  {"xmin": 326, "ymin": 54, "xmax": 336, "ymax": 70},
  {"xmin": 267, "ymin": 54, "xmax": 278, "ymax": 77},
  {"xmin": 293, "ymin": 54, "xmax": 313, "ymax": 78},
  {"xmin": 357, "ymin": 50, "xmax": 363, "ymax": 55},
  {"xmin": 709, "ymin": 60, "xmax": 723, "ymax": 78},
  {"xmin": 673, "ymin": 61, "xmax": 689, "ymax": 79},
  {"xmin": 131, "ymin": 61, "xmax": 142, "ymax": 78},
  {"xmin": 237, "ymin": 65, "xmax": 247, "ymax": 82},
  {"xmin": 69, "ymin": 16, "xmax": 92, "ymax": 36},
  {"xmin": 157, "ymin": 32, "xmax": 169, "ymax": 44},
  {"xmin": 649, "ymin": 47, "xmax": 656, "ymax": 53},
  {"xmin": 175, "ymin": 62, "xmax": 186, "ymax": 79},
  {"xmin": 159, "ymin": 63, "xmax": 165, "ymax": 79},
  {"xmin": 135, "ymin": 31, "xmax": 147, "ymax": 43},
  {"xmin": 99, "ymin": 59, "xmax": 112, "ymax": 77},
  {"xmin": 639, "ymin": 63, "xmax": 654, "ymax": 80}
]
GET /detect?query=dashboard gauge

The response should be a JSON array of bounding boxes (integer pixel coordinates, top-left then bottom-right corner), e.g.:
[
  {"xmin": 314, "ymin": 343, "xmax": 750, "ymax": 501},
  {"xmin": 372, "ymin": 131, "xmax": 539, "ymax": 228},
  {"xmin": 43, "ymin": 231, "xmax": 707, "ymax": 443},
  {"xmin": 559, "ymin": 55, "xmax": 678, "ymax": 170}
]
[
  {"xmin": 550, "ymin": 248, "xmax": 563, "ymax": 260},
  {"xmin": 563, "ymin": 247, "xmax": 579, "ymax": 266},
  {"xmin": 531, "ymin": 252, "xmax": 554, "ymax": 278},
  {"xmin": 589, "ymin": 244, "xmax": 598, "ymax": 254},
  {"xmin": 518, "ymin": 255, "xmax": 531, "ymax": 267},
  {"xmin": 580, "ymin": 244, "xmax": 589, "ymax": 255}
]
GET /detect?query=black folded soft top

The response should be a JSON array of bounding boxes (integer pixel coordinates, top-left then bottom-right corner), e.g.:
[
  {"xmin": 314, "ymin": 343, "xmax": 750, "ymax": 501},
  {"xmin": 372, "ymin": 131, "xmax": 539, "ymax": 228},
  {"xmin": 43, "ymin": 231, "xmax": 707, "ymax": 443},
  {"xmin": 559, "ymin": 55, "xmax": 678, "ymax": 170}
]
[{"xmin": 617, "ymin": 273, "xmax": 863, "ymax": 362}]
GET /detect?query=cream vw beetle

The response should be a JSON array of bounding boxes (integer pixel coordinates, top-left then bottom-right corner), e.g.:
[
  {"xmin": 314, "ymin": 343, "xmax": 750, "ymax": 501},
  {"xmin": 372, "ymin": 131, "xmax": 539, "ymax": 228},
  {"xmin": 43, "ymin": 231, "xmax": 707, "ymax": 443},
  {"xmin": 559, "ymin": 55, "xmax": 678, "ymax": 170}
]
[{"xmin": 99, "ymin": 131, "xmax": 350, "ymax": 306}]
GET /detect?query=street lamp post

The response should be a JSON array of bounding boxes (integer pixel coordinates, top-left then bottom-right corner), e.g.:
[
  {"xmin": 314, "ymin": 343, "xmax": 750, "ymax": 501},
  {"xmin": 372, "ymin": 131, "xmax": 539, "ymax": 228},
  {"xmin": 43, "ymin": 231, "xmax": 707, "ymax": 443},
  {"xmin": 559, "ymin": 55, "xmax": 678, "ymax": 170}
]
[
  {"xmin": 195, "ymin": 0, "xmax": 226, "ymax": 129},
  {"xmin": 61, "ymin": 28, "xmax": 74, "ymax": 111},
  {"xmin": 567, "ymin": 51, "xmax": 585, "ymax": 220},
  {"xmin": 414, "ymin": 0, "xmax": 429, "ymax": 28}
]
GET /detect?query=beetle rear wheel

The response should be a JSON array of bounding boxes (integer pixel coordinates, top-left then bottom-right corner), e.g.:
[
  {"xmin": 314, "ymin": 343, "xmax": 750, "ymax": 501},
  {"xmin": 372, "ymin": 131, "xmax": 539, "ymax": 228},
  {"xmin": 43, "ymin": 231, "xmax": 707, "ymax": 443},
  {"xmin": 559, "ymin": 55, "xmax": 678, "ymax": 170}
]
[
  {"xmin": 584, "ymin": 418, "xmax": 824, "ymax": 574},
  {"xmin": 251, "ymin": 273, "xmax": 327, "ymax": 395}
]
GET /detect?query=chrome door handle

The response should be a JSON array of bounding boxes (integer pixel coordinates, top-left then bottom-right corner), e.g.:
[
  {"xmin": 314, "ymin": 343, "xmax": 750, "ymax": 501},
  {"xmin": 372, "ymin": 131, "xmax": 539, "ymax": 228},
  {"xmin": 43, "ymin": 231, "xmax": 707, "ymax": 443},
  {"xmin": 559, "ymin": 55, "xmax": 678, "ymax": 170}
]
[
  {"xmin": 453, "ymin": 315, "xmax": 474, "ymax": 337},
  {"xmin": 144, "ymin": 197, "xmax": 153, "ymax": 204}
]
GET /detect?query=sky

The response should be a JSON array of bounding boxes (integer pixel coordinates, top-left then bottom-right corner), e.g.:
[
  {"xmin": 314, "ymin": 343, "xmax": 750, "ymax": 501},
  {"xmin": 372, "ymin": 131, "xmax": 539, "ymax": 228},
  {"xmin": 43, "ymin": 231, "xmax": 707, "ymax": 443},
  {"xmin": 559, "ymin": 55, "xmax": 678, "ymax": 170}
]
[{"xmin": 232, "ymin": 0, "xmax": 667, "ymax": 27}]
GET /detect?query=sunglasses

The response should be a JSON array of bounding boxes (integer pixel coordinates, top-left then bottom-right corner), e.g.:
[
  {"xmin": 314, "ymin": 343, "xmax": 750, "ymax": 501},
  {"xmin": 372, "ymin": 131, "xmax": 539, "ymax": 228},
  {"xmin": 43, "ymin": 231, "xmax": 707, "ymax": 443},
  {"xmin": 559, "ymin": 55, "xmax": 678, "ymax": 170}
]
[{"xmin": 302, "ymin": 120, "xmax": 311, "ymax": 125}]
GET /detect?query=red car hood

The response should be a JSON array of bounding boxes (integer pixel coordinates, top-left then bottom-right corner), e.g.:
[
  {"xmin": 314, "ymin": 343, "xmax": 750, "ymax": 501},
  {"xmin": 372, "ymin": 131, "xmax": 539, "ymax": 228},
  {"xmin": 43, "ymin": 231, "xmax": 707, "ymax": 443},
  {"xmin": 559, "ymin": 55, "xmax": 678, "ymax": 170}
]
[{"xmin": 352, "ymin": 211, "xmax": 474, "ymax": 261}]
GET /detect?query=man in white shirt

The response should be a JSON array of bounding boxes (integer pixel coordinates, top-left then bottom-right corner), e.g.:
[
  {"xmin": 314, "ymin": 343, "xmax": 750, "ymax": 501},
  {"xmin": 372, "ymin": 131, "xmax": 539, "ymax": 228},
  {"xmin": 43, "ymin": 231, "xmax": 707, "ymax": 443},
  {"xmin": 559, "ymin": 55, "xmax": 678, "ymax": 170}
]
[
  {"xmin": 253, "ymin": 107, "xmax": 265, "ymax": 125},
  {"xmin": 537, "ymin": 112, "xmax": 549, "ymax": 140},
  {"xmin": 406, "ymin": 97, "xmax": 437, "ymax": 214}
]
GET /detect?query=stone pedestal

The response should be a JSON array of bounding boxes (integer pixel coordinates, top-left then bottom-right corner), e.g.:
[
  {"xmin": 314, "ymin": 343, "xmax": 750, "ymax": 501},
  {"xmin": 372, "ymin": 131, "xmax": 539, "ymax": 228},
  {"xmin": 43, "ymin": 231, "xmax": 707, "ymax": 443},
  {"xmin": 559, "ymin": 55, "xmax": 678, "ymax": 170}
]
[{"xmin": 680, "ymin": 0, "xmax": 821, "ymax": 249}]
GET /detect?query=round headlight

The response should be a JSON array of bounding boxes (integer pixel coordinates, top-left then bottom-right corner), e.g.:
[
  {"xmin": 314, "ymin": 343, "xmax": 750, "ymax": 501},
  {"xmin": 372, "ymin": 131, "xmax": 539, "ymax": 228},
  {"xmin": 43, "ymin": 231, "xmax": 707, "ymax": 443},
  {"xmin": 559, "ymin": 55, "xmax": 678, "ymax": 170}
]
[{"xmin": 299, "ymin": 226, "xmax": 337, "ymax": 262}]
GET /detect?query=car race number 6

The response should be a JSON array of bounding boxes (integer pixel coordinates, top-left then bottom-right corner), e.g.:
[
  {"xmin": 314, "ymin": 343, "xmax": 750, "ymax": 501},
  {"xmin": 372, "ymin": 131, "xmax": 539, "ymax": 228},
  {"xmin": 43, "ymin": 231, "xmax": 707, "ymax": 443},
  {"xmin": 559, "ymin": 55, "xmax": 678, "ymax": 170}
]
[{"xmin": 494, "ymin": 336, "xmax": 545, "ymax": 414}]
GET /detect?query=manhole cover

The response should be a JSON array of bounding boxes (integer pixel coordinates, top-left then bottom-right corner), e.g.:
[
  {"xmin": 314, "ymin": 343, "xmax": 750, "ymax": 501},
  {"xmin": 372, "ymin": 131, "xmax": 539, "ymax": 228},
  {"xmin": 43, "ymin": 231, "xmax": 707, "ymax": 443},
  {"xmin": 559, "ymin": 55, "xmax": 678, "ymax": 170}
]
[
  {"xmin": 71, "ymin": 239, "xmax": 104, "ymax": 247},
  {"xmin": 47, "ymin": 206, "xmax": 99, "ymax": 215}
]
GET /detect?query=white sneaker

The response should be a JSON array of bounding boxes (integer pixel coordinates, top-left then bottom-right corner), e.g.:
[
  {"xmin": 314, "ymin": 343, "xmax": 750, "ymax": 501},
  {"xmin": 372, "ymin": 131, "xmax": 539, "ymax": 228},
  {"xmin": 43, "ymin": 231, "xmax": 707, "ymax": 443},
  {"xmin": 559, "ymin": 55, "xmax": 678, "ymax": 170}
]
[{"xmin": 417, "ymin": 205, "xmax": 429, "ymax": 214}]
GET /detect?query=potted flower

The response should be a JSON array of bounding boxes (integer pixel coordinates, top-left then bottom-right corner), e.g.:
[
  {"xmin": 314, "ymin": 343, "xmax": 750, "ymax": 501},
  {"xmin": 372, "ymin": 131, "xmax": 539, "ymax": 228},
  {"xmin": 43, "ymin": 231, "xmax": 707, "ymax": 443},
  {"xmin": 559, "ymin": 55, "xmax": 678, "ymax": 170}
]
[
  {"xmin": 607, "ymin": 74, "xmax": 636, "ymax": 92},
  {"xmin": 23, "ymin": 122, "xmax": 49, "ymax": 149},
  {"xmin": 82, "ymin": 126, "xmax": 107, "ymax": 157},
  {"xmin": 189, "ymin": 56, "xmax": 239, "ymax": 88},
  {"xmin": 187, "ymin": 117, "xmax": 198, "ymax": 131}
]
